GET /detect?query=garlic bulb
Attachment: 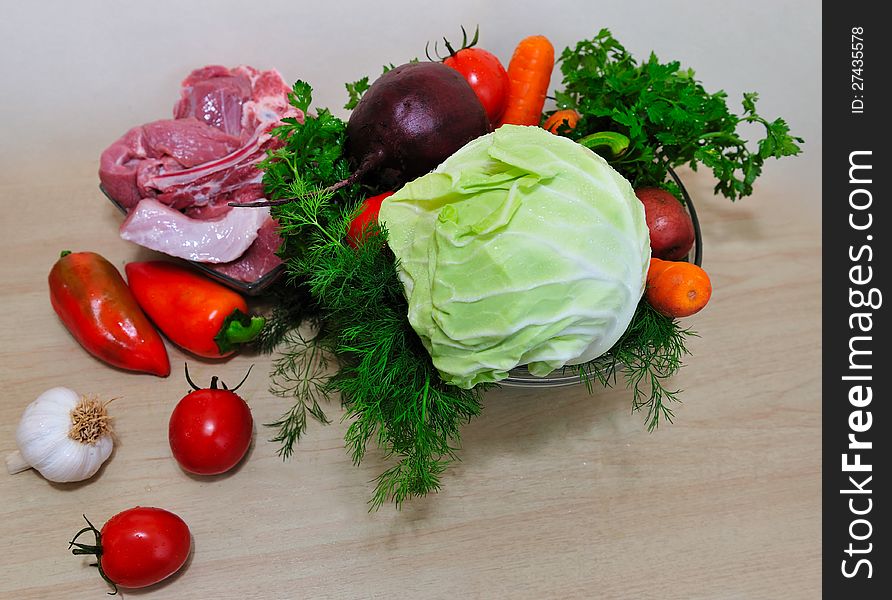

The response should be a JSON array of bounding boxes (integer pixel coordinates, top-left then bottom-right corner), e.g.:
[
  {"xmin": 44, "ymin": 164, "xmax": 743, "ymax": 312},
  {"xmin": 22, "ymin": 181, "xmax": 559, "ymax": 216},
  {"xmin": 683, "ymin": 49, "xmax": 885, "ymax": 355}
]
[{"xmin": 6, "ymin": 387, "xmax": 114, "ymax": 483}]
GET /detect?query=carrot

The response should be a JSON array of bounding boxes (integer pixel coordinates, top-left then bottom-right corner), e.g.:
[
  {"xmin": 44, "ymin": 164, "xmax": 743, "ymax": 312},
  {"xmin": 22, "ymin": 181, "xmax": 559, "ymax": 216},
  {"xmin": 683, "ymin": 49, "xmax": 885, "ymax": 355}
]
[
  {"xmin": 646, "ymin": 257, "xmax": 673, "ymax": 281},
  {"xmin": 498, "ymin": 35, "xmax": 555, "ymax": 127},
  {"xmin": 646, "ymin": 258, "xmax": 712, "ymax": 318},
  {"xmin": 543, "ymin": 109, "xmax": 579, "ymax": 133}
]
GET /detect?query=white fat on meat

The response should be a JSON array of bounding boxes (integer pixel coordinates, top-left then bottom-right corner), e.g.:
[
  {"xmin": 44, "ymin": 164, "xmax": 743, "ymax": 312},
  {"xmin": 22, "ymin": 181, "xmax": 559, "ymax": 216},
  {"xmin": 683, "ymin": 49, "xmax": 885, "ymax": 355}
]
[{"xmin": 120, "ymin": 198, "xmax": 268, "ymax": 263}]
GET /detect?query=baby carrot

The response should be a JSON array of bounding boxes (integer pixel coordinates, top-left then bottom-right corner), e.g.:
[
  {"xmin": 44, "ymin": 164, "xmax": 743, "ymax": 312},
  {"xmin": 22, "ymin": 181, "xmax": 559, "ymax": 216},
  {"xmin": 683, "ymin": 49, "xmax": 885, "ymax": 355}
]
[
  {"xmin": 543, "ymin": 108, "xmax": 579, "ymax": 133},
  {"xmin": 498, "ymin": 35, "xmax": 555, "ymax": 127}
]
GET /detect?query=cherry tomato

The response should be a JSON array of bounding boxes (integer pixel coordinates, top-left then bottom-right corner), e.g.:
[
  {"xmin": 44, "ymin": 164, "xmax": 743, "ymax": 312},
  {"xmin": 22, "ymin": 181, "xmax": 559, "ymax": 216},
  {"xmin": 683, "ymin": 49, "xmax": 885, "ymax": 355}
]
[
  {"xmin": 168, "ymin": 366, "xmax": 254, "ymax": 475},
  {"xmin": 444, "ymin": 48, "xmax": 510, "ymax": 124},
  {"xmin": 347, "ymin": 191, "xmax": 395, "ymax": 248},
  {"xmin": 69, "ymin": 507, "xmax": 191, "ymax": 592}
]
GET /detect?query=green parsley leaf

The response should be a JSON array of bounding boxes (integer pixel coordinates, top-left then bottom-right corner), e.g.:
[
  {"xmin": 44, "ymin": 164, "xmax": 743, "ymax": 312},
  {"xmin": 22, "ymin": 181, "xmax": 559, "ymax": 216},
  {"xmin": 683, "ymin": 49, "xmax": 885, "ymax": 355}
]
[
  {"xmin": 344, "ymin": 76, "xmax": 370, "ymax": 110},
  {"xmin": 553, "ymin": 29, "xmax": 804, "ymax": 199}
]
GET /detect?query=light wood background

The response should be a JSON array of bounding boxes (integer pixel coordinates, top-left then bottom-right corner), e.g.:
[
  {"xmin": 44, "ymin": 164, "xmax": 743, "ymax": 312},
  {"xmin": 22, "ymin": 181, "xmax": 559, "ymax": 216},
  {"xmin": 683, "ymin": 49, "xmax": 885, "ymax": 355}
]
[{"xmin": 1, "ymin": 2, "xmax": 821, "ymax": 598}]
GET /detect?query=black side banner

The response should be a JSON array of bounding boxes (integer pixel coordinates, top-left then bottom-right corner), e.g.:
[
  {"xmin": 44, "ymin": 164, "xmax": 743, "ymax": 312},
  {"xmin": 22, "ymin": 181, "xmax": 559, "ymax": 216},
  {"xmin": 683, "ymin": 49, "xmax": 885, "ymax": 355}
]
[{"xmin": 823, "ymin": 3, "xmax": 888, "ymax": 597}]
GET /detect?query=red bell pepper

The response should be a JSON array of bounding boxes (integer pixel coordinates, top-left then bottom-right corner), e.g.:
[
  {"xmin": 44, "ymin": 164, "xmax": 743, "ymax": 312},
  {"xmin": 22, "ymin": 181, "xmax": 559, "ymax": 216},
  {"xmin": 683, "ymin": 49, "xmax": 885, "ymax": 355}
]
[
  {"xmin": 48, "ymin": 251, "xmax": 170, "ymax": 376},
  {"xmin": 124, "ymin": 261, "xmax": 265, "ymax": 359}
]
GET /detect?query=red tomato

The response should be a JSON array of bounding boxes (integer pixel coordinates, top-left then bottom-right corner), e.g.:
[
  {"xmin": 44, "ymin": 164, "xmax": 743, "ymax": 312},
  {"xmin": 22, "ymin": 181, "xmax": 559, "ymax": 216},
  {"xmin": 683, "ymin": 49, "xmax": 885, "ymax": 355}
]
[
  {"xmin": 168, "ymin": 368, "xmax": 254, "ymax": 475},
  {"xmin": 347, "ymin": 191, "xmax": 395, "ymax": 248},
  {"xmin": 70, "ymin": 507, "xmax": 191, "ymax": 591},
  {"xmin": 443, "ymin": 48, "xmax": 510, "ymax": 124}
]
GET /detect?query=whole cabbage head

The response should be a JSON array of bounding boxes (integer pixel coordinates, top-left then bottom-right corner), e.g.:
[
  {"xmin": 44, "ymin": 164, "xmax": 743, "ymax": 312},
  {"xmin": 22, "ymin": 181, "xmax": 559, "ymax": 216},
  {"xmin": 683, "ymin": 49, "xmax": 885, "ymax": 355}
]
[{"xmin": 379, "ymin": 124, "xmax": 650, "ymax": 388}]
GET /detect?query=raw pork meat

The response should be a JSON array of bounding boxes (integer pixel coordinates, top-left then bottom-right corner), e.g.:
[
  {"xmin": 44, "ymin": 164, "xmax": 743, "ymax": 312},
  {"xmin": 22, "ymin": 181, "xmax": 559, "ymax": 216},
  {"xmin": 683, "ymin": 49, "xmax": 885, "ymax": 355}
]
[
  {"xmin": 120, "ymin": 198, "xmax": 269, "ymax": 263},
  {"xmin": 99, "ymin": 65, "xmax": 301, "ymax": 283}
]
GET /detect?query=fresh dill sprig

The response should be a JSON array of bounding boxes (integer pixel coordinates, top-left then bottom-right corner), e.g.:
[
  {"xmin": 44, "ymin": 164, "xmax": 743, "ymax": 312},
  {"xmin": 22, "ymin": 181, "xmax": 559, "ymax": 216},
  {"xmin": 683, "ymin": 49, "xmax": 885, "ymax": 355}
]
[
  {"xmin": 335, "ymin": 314, "xmax": 487, "ymax": 509},
  {"xmin": 254, "ymin": 80, "xmax": 358, "ymax": 350},
  {"xmin": 266, "ymin": 328, "xmax": 333, "ymax": 458},
  {"xmin": 574, "ymin": 300, "xmax": 694, "ymax": 431},
  {"xmin": 260, "ymin": 78, "xmax": 485, "ymax": 507},
  {"xmin": 254, "ymin": 278, "xmax": 318, "ymax": 354},
  {"xmin": 270, "ymin": 177, "xmax": 485, "ymax": 508}
]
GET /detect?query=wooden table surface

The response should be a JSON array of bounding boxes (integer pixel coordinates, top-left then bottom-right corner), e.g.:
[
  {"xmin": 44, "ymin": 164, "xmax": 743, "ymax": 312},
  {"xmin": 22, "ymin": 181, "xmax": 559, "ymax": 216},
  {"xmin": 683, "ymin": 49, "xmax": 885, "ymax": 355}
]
[{"xmin": 0, "ymin": 156, "xmax": 821, "ymax": 599}]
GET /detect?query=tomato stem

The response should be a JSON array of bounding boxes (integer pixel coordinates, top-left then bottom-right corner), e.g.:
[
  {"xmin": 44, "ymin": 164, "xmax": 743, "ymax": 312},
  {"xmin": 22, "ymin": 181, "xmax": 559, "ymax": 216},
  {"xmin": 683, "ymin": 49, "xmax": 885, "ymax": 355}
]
[
  {"xmin": 426, "ymin": 25, "xmax": 480, "ymax": 61},
  {"xmin": 184, "ymin": 363, "xmax": 202, "ymax": 391},
  {"xmin": 229, "ymin": 364, "xmax": 254, "ymax": 392},
  {"xmin": 69, "ymin": 514, "xmax": 118, "ymax": 595},
  {"xmin": 442, "ymin": 37, "xmax": 457, "ymax": 58},
  {"xmin": 183, "ymin": 362, "xmax": 253, "ymax": 392}
]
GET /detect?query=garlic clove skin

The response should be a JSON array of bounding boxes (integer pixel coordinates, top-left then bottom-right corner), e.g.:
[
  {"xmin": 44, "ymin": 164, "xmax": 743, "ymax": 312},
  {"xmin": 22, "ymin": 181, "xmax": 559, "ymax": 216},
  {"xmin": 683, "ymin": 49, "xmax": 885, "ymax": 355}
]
[
  {"xmin": 15, "ymin": 387, "xmax": 114, "ymax": 483},
  {"xmin": 27, "ymin": 435, "xmax": 114, "ymax": 483}
]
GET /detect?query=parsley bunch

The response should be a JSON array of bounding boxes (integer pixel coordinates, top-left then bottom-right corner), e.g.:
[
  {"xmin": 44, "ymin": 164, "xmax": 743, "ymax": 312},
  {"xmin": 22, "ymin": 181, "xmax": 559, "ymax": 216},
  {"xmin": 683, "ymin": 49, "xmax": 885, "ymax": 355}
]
[
  {"xmin": 554, "ymin": 29, "xmax": 803, "ymax": 199},
  {"xmin": 260, "ymin": 81, "xmax": 357, "ymax": 253}
]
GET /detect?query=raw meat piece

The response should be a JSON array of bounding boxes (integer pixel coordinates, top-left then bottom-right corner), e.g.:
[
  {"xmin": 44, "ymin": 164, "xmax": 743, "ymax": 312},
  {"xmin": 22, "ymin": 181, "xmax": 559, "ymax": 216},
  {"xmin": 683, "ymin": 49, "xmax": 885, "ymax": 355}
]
[
  {"xmin": 100, "ymin": 119, "xmax": 243, "ymax": 210},
  {"xmin": 174, "ymin": 66, "xmax": 253, "ymax": 136},
  {"xmin": 143, "ymin": 118, "xmax": 243, "ymax": 168},
  {"xmin": 210, "ymin": 217, "xmax": 284, "ymax": 283},
  {"xmin": 120, "ymin": 198, "xmax": 269, "ymax": 264},
  {"xmin": 99, "ymin": 65, "xmax": 300, "ymax": 283},
  {"xmin": 141, "ymin": 131, "xmax": 266, "ymax": 210}
]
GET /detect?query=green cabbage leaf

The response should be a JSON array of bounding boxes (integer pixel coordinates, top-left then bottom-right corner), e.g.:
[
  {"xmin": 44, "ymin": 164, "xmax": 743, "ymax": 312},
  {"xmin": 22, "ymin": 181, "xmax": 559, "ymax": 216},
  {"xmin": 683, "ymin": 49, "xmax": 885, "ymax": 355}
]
[{"xmin": 379, "ymin": 125, "xmax": 650, "ymax": 388}]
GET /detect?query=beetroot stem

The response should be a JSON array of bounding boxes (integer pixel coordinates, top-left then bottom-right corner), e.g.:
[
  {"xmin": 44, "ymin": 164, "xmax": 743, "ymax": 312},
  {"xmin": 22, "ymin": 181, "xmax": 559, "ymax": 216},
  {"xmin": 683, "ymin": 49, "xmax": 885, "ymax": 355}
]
[{"xmin": 228, "ymin": 149, "xmax": 384, "ymax": 208}]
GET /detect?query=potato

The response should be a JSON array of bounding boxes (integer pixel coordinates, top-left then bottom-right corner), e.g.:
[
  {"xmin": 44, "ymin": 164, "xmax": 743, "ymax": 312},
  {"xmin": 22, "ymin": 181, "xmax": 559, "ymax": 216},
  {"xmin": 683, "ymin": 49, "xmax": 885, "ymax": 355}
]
[{"xmin": 635, "ymin": 187, "xmax": 695, "ymax": 260}]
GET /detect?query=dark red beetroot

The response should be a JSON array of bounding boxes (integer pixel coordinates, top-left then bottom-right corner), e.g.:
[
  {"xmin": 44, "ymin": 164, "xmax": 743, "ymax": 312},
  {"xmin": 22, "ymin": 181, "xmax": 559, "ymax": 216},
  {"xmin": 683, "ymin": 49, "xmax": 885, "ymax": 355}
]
[
  {"xmin": 635, "ymin": 187, "xmax": 696, "ymax": 260},
  {"xmin": 345, "ymin": 62, "xmax": 491, "ymax": 188},
  {"xmin": 231, "ymin": 62, "xmax": 490, "ymax": 208}
]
